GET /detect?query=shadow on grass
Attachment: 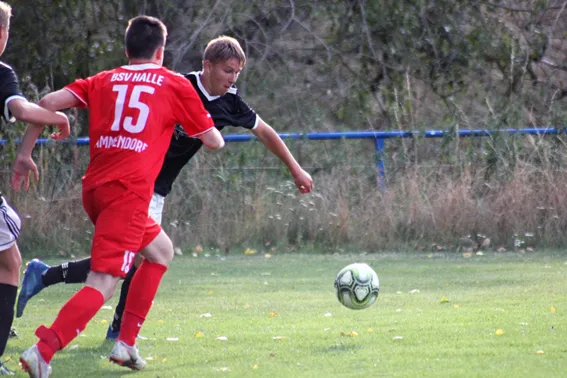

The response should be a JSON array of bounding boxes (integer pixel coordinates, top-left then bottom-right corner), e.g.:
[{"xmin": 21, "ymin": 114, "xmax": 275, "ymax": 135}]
[{"xmin": 323, "ymin": 343, "xmax": 363, "ymax": 354}]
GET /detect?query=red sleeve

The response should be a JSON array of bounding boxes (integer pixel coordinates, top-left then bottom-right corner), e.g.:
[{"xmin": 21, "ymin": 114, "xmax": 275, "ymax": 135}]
[
  {"xmin": 64, "ymin": 78, "xmax": 90, "ymax": 108},
  {"xmin": 171, "ymin": 76, "xmax": 215, "ymax": 137}
]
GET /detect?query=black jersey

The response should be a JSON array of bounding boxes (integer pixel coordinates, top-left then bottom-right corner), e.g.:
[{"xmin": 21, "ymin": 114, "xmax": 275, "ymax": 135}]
[
  {"xmin": 0, "ymin": 61, "xmax": 26, "ymax": 123},
  {"xmin": 153, "ymin": 71, "xmax": 258, "ymax": 196}
]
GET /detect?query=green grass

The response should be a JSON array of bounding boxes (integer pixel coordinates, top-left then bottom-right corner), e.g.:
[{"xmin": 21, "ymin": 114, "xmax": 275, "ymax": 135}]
[{"xmin": 6, "ymin": 251, "xmax": 567, "ymax": 377}]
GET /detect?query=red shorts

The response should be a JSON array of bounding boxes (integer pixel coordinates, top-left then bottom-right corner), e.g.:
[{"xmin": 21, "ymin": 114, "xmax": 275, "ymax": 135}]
[{"xmin": 82, "ymin": 181, "xmax": 161, "ymax": 277}]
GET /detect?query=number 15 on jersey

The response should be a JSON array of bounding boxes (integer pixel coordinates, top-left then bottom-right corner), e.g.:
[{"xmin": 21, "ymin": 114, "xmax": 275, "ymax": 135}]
[{"xmin": 112, "ymin": 84, "xmax": 155, "ymax": 134}]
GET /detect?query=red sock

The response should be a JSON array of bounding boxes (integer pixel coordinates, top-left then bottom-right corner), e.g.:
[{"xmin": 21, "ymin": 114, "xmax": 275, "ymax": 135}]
[
  {"xmin": 36, "ymin": 286, "xmax": 104, "ymax": 363},
  {"xmin": 118, "ymin": 260, "xmax": 167, "ymax": 346}
]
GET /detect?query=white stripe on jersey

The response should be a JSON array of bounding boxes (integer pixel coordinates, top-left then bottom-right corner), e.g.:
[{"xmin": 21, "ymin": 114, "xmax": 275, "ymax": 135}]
[
  {"xmin": 190, "ymin": 71, "xmax": 238, "ymax": 100},
  {"xmin": 4, "ymin": 95, "xmax": 27, "ymax": 123},
  {"xmin": 0, "ymin": 198, "xmax": 21, "ymax": 251}
]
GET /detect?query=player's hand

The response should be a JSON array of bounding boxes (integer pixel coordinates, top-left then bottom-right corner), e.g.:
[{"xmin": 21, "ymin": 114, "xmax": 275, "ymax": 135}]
[
  {"xmin": 293, "ymin": 168, "xmax": 313, "ymax": 194},
  {"xmin": 50, "ymin": 111, "xmax": 71, "ymax": 141},
  {"xmin": 11, "ymin": 154, "xmax": 39, "ymax": 192}
]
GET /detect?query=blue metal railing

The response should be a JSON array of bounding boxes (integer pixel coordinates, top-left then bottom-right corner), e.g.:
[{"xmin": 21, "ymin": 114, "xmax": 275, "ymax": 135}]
[{"xmin": 2, "ymin": 127, "xmax": 563, "ymax": 190}]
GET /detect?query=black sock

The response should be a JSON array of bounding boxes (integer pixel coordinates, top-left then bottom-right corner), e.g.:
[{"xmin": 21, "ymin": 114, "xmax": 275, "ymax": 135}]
[
  {"xmin": 111, "ymin": 265, "xmax": 137, "ymax": 332},
  {"xmin": 0, "ymin": 283, "xmax": 17, "ymax": 357},
  {"xmin": 42, "ymin": 257, "xmax": 91, "ymax": 287}
]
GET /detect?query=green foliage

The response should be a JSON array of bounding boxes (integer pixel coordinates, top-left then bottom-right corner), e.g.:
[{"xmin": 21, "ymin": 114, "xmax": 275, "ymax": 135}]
[{"xmin": 3, "ymin": 0, "xmax": 567, "ymax": 251}]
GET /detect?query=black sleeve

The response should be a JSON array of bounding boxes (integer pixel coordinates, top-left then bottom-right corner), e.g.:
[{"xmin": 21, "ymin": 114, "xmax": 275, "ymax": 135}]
[
  {"xmin": 0, "ymin": 63, "xmax": 25, "ymax": 122},
  {"xmin": 229, "ymin": 94, "xmax": 258, "ymax": 130}
]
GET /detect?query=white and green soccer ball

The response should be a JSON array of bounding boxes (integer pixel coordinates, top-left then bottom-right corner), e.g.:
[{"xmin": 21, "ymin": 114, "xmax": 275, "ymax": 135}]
[{"xmin": 334, "ymin": 263, "xmax": 379, "ymax": 310}]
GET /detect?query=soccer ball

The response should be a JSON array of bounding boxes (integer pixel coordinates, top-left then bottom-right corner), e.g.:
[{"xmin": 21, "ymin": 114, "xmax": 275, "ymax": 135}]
[{"xmin": 334, "ymin": 263, "xmax": 379, "ymax": 310}]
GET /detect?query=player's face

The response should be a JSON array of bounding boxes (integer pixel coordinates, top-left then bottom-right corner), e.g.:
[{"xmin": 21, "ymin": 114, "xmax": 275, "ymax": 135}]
[
  {"xmin": 208, "ymin": 58, "xmax": 242, "ymax": 96},
  {"xmin": 0, "ymin": 23, "xmax": 9, "ymax": 56}
]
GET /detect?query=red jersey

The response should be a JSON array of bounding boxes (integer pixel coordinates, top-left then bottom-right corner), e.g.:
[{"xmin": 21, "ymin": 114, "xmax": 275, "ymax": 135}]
[{"xmin": 65, "ymin": 63, "xmax": 214, "ymax": 199}]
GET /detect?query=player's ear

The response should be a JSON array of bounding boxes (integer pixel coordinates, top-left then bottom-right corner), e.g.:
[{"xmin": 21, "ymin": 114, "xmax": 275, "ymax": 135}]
[
  {"xmin": 203, "ymin": 60, "xmax": 212, "ymax": 72},
  {"xmin": 154, "ymin": 45, "xmax": 165, "ymax": 64}
]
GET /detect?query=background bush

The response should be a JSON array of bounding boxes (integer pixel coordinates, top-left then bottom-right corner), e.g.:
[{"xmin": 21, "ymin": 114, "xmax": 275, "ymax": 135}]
[{"xmin": 4, "ymin": 0, "xmax": 567, "ymax": 255}]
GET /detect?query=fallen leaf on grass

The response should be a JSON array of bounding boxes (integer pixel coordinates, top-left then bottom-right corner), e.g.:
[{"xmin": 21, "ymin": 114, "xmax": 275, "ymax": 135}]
[
  {"xmin": 253, "ymin": 364, "xmax": 259, "ymax": 369},
  {"xmin": 339, "ymin": 331, "xmax": 358, "ymax": 337},
  {"xmin": 440, "ymin": 296, "xmax": 450, "ymax": 303},
  {"xmin": 101, "ymin": 319, "xmax": 107, "ymax": 324},
  {"xmin": 495, "ymin": 329, "xmax": 504, "ymax": 336},
  {"xmin": 244, "ymin": 248, "xmax": 256, "ymax": 255},
  {"xmin": 550, "ymin": 306, "xmax": 556, "ymax": 313},
  {"xmin": 270, "ymin": 353, "xmax": 276, "ymax": 358},
  {"xmin": 195, "ymin": 331, "xmax": 204, "ymax": 338},
  {"xmin": 162, "ymin": 358, "xmax": 167, "ymax": 363},
  {"xmin": 269, "ymin": 312, "xmax": 279, "ymax": 317},
  {"xmin": 207, "ymin": 291, "xmax": 213, "ymax": 295},
  {"xmin": 536, "ymin": 350, "xmax": 544, "ymax": 355}
]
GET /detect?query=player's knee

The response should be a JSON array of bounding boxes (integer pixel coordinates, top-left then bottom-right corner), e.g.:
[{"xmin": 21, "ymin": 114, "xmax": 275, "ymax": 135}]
[
  {"xmin": 142, "ymin": 231, "xmax": 173, "ymax": 266},
  {"xmin": 85, "ymin": 271, "xmax": 120, "ymax": 301}
]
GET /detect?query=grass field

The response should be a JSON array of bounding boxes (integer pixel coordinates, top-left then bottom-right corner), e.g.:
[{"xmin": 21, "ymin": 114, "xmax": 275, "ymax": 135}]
[{"xmin": 6, "ymin": 251, "xmax": 567, "ymax": 377}]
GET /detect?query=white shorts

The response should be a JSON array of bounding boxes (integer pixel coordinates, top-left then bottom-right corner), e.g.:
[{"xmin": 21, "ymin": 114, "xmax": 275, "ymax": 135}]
[
  {"xmin": 0, "ymin": 197, "xmax": 21, "ymax": 251},
  {"xmin": 148, "ymin": 192, "xmax": 165, "ymax": 226}
]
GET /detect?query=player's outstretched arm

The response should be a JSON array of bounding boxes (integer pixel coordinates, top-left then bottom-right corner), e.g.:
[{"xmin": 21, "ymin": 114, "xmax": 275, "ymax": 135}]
[
  {"xmin": 8, "ymin": 98, "xmax": 70, "ymax": 140},
  {"xmin": 199, "ymin": 127, "xmax": 225, "ymax": 150},
  {"xmin": 15, "ymin": 90, "xmax": 80, "ymax": 157},
  {"xmin": 11, "ymin": 90, "xmax": 81, "ymax": 191},
  {"xmin": 252, "ymin": 118, "xmax": 313, "ymax": 194}
]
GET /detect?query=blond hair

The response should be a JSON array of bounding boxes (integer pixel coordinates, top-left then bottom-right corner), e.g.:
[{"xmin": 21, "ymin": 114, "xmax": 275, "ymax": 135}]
[
  {"xmin": 0, "ymin": 1, "xmax": 11, "ymax": 28},
  {"xmin": 203, "ymin": 36, "xmax": 246, "ymax": 67}
]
